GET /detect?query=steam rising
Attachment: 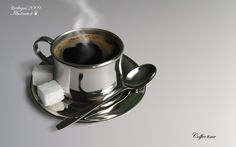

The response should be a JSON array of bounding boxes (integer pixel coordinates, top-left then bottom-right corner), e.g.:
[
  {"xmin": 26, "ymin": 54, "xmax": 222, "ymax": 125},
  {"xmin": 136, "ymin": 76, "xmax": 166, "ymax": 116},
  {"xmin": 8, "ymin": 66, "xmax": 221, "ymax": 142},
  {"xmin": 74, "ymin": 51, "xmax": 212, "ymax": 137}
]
[{"xmin": 65, "ymin": 0, "xmax": 101, "ymax": 29}]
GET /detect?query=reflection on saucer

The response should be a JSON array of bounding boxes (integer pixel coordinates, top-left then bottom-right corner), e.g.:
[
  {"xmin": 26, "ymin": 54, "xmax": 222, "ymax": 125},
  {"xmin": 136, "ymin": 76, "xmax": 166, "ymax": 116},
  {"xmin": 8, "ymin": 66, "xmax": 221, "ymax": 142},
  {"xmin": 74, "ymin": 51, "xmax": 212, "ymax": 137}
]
[{"xmin": 30, "ymin": 55, "xmax": 146, "ymax": 123}]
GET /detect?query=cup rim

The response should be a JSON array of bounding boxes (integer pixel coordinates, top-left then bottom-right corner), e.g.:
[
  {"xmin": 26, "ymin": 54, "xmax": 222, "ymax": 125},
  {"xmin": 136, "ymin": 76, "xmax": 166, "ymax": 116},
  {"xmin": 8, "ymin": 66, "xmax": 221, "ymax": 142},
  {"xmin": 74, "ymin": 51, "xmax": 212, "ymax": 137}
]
[{"xmin": 50, "ymin": 28, "xmax": 124, "ymax": 69}]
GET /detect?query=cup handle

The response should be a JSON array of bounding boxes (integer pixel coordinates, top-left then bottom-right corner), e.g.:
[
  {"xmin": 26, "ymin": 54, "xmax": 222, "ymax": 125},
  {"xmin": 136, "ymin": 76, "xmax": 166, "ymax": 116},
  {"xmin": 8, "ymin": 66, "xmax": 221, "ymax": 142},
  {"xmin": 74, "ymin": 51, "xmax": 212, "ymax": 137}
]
[{"xmin": 33, "ymin": 36, "xmax": 54, "ymax": 64}]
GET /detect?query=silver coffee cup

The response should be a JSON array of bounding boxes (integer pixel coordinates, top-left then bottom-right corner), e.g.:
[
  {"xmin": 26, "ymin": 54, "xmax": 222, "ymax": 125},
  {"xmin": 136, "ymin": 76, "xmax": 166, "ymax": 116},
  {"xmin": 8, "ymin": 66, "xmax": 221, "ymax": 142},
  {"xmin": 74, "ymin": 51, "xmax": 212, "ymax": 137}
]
[{"xmin": 33, "ymin": 28, "xmax": 124, "ymax": 101}]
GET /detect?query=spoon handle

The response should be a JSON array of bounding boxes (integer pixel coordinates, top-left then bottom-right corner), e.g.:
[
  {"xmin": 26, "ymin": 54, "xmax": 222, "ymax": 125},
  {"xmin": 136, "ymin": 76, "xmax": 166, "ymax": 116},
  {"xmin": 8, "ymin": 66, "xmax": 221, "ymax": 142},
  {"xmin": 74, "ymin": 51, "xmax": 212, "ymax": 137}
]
[{"xmin": 56, "ymin": 87, "xmax": 127, "ymax": 130}]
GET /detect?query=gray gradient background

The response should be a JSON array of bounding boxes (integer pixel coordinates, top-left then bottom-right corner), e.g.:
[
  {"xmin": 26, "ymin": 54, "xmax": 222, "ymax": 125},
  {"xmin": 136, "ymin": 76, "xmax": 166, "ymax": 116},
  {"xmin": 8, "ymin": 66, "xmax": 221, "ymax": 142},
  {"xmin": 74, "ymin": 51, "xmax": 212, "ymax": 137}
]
[{"xmin": 0, "ymin": 0, "xmax": 236, "ymax": 146}]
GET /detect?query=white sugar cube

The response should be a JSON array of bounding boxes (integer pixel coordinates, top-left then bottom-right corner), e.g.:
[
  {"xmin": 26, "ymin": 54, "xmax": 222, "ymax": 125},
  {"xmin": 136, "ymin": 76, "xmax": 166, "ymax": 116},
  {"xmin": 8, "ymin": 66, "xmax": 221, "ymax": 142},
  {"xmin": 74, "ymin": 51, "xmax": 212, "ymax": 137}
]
[
  {"xmin": 32, "ymin": 65, "xmax": 53, "ymax": 86},
  {"xmin": 37, "ymin": 80, "xmax": 64, "ymax": 106}
]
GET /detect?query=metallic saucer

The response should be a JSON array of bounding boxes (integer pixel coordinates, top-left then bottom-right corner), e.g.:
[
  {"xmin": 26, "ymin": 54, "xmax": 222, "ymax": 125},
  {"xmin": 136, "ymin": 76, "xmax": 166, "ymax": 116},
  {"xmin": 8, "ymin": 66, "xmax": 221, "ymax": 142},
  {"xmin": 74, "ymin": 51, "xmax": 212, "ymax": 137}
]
[{"xmin": 30, "ymin": 55, "xmax": 146, "ymax": 122}]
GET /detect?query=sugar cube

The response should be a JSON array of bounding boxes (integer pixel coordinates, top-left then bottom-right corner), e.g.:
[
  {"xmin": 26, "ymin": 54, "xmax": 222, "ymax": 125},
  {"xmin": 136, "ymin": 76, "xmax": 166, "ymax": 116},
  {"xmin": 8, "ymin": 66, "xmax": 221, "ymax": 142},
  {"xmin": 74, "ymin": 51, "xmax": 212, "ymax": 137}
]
[
  {"xmin": 37, "ymin": 80, "xmax": 64, "ymax": 106},
  {"xmin": 32, "ymin": 65, "xmax": 53, "ymax": 86}
]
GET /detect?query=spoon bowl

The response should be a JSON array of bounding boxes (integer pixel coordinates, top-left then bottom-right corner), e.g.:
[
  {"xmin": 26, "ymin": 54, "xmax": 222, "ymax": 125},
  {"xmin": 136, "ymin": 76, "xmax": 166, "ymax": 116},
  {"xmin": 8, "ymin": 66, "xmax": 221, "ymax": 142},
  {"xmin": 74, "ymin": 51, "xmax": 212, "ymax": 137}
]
[{"xmin": 125, "ymin": 64, "xmax": 156, "ymax": 88}]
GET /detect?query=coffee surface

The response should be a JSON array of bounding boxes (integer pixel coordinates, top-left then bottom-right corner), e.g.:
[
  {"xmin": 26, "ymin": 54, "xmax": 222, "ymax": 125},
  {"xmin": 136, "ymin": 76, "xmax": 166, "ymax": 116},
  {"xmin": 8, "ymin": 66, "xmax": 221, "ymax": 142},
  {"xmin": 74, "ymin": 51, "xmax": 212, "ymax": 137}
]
[
  {"xmin": 54, "ymin": 34, "xmax": 122, "ymax": 65},
  {"xmin": 62, "ymin": 42, "xmax": 103, "ymax": 65}
]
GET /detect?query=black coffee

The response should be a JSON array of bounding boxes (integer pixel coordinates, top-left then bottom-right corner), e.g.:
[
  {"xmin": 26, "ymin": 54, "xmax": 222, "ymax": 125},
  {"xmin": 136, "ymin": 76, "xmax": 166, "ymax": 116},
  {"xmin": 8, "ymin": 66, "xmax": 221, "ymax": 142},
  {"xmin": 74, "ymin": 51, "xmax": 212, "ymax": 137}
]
[{"xmin": 62, "ymin": 42, "xmax": 103, "ymax": 65}]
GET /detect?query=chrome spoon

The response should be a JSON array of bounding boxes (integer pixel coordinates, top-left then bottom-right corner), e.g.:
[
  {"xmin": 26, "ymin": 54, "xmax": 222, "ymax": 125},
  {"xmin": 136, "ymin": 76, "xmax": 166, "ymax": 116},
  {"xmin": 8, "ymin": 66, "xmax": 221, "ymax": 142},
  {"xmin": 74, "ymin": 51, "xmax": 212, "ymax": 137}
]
[{"xmin": 56, "ymin": 64, "xmax": 157, "ymax": 130}]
